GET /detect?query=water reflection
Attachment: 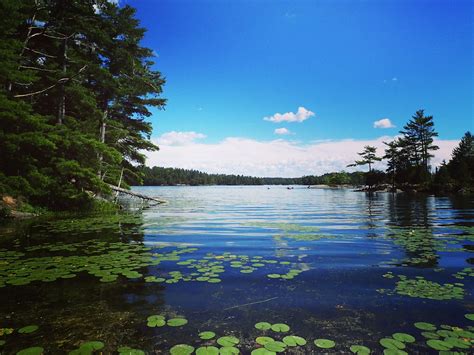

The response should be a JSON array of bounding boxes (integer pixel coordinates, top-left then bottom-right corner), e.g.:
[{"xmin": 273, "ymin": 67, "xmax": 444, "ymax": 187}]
[{"xmin": 0, "ymin": 186, "xmax": 472, "ymax": 353}]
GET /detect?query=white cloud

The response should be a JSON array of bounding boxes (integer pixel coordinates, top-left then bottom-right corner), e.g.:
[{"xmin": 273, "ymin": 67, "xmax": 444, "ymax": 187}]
[
  {"xmin": 374, "ymin": 118, "xmax": 395, "ymax": 129},
  {"xmin": 156, "ymin": 131, "xmax": 206, "ymax": 146},
  {"xmin": 263, "ymin": 106, "xmax": 315, "ymax": 123},
  {"xmin": 274, "ymin": 128, "xmax": 291, "ymax": 135},
  {"xmin": 146, "ymin": 136, "xmax": 458, "ymax": 177}
]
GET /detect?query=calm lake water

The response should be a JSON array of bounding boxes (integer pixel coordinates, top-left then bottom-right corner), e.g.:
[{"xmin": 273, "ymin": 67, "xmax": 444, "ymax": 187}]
[{"xmin": 1, "ymin": 186, "xmax": 474, "ymax": 354}]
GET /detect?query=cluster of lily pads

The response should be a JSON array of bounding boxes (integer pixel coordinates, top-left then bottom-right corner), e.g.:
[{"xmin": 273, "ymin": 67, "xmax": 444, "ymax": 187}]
[
  {"xmin": 412, "ymin": 315, "xmax": 474, "ymax": 352},
  {"xmin": 0, "ymin": 324, "xmax": 41, "ymax": 354},
  {"xmin": 164, "ymin": 252, "xmax": 306, "ymax": 284},
  {"xmin": 244, "ymin": 222, "xmax": 336, "ymax": 242},
  {"xmin": 0, "ymin": 241, "xmax": 198, "ymax": 287},
  {"xmin": 36, "ymin": 212, "xmax": 144, "ymax": 235},
  {"xmin": 383, "ymin": 226, "xmax": 473, "ymax": 267},
  {"xmin": 378, "ymin": 274, "xmax": 465, "ymax": 300},
  {"xmin": 453, "ymin": 267, "xmax": 474, "ymax": 280},
  {"xmin": 147, "ymin": 315, "xmax": 188, "ymax": 328},
  {"xmin": 4, "ymin": 312, "xmax": 474, "ymax": 354},
  {"xmin": 0, "ymin": 237, "xmax": 310, "ymax": 288}
]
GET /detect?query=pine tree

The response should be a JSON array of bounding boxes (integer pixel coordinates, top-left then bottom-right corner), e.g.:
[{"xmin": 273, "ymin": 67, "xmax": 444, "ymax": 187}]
[
  {"xmin": 347, "ymin": 145, "xmax": 382, "ymax": 172},
  {"xmin": 399, "ymin": 109, "xmax": 439, "ymax": 178},
  {"xmin": 448, "ymin": 131, "xmax": 474, "ymax": 186}
]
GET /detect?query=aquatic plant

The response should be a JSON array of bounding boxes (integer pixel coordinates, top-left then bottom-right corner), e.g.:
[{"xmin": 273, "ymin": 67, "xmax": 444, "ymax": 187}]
[
  {"xmin": 314, "ymin": 339, "xmax": 335, "ymax": 349},
  {"xmin": 195, "ymin": 346, "xmax": 219, "ymax": 355},
  {"xmin": 170, "ymin": 344, "xmax": 195, "ymax": 355},
  {"xmin": 349, "ymin": 345, "xmax": 371, "ymax": 354},
  {"xmin": 16, "ymin": 347, "xmax": 44, "ymax": 355},
  {"xmin": 167, "ymin": 318, "xmax": 188, "ymax": 327},
  {"xmin": 146, "ymin": 315, "xmax": 166, "ymax": 327},
  {"xmin": 117, "ymin": 346, "xmax": 145, "ymax": 355},
  {"xmin": 378, "ymin": 274, "xmax": 465, "ymax": 300},
  {"xmin": 282, "ymin": 335, "xmax": 306, "ymax": 346},
  {"xmin": 199, "ymin": 331, "xmax": 216, "ymax": 340},
  {"xmin": 18, "ymin": 325, "xmax": 39, "ymax": 334},
  {"xmin": 68, "ymin": 341, "xmax": 104, "ymax": 354},
  {"xmin": 217, "ymin": 336, "xmax": 239, "ymax": 347}
]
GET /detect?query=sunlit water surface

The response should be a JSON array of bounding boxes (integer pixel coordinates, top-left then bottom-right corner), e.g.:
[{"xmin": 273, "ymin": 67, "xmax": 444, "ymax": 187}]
[{"xmin": 0, "ymin": 186, "xmax": 473, "ymax": 354}]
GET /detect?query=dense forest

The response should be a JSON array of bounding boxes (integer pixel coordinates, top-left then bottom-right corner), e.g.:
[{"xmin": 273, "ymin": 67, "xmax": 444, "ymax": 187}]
[
  {"xmin": 140, "ymin": 166, "xmax": 366, "ymax": 187},
  {"xmin": 0, "ymin": 0, "xmax": 164, "ymax": 211}
]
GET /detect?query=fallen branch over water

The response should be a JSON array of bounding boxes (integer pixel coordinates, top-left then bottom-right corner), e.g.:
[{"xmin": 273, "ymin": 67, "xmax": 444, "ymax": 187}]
[
  {"xmin": 223, "ymin": 297, "xmax": 278, "ymax": 310},
  {"xmin": 108, "ymin": 184, "xmax": 167, "ymax": 204}
]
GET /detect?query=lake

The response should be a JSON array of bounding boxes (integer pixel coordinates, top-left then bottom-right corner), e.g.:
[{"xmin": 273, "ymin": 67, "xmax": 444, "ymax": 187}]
[{"xmin": 0, "ymin": 186, "xmax": 473, "ymax": 354}]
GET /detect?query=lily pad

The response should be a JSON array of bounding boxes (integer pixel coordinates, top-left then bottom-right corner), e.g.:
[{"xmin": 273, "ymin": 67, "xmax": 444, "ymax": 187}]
[
  {"xmin": 267, "ymin": 274, "xmax": 281, "ymax": 279},
  {"xmin": 465, "ymin": 313, "xmax": 474, "ymax": 321},
  {"xmin": 350, "ymin": 345, "xmax": 370, "ymax": 354},
  {"xmin": 255, "ymin": 322, "xmax": 272, "ymax": 330},
  {"xmin": 117, "ymin": 347, "xmax": 145, "ymax": 355},
  {"xmin": 379, "ymin": 338, "xmax": 405, "ymax": 350},
  {"xmin": 421, "ymin": 332, "xmax": 439, "ymax": 339},
  {"xmin": 314, "ymin": 339, "xmax": 335, "ymax": 349},
  {"xmin": 444, "ymin": 337, "xmax": 470, "ymax": 349},
  {"xmin": 426, "ymin": 339, "xmax": 452, "ymax": 350},
  {"xmin": 392, "ymin": 333, "xmax": 415, "ymax": 343},
  {"xmin": 219, "ymin": 346, "xmax": 240, "ymax": 354},
  {"xmin": 167, "ymin": 318, "xmax": 188, "ymax": 327},
  {"xmin": 264, "ymin": 341, "xmax": 286, "ymax": 352},
  {"xmin": 147, "ymin": 315, "xmax": 166, "ymax": 327},
  {"xmin": 170, "ymin": 344, "xmax": 195, "ymax": 355},
  {"xmin": 383, "ymin": 350, "xmax": 408, "ymax": 355},
  {"xmin": 217, "ymin": 336, "xmax": 239, "ymax": 347},
  {"xmin": 199, "ymin": 331, "xmax": 216, "ymax": 340},
  {"xmin": 282, "ymin": 335, "xmax": 306, "ymax": 346},
  {"xmin": 18, "ymin": 325, "xmax": 39, "ymax": 334},
  {"xmin": 251, "ymin": 349, "xmax": 275, "ymax": 355},
  {"xmin": 256, "ymin": 337, "xmax": 274, "ymax": 345},
  {"xmin": 16, "ymin": 347, "xmax": 44, "ymax": 355},
  {"xmin": 414, "ymin": 322, "xmax": 436, "ymax": 331},
  {"xmin": 196, "ymin": 346, "xmax": 219, "ymax": 355},
  {"xmin": 208, "ymin": 278, "xmax": 221, "ymax": 283},
  {"xmin": 78, "ymin": 341, "xmax": 104, "ymax": 352},
  {"xmin": 270, "ymin": 323, "xmax": 290, "ymax": 332}
]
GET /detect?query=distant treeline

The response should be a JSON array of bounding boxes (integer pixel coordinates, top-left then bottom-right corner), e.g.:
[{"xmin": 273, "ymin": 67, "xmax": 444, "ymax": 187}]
[{"xmin": 139, "ymin": 166, "xmax": 366, "ymax": 186}]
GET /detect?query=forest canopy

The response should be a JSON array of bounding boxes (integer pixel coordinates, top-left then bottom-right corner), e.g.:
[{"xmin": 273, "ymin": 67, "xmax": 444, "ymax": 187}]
[{"xmin": 0, "ymin": 0, "xmax": 165, "ymax": 210}]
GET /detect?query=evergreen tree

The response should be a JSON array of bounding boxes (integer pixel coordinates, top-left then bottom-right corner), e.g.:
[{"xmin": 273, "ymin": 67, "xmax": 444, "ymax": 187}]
[
  {"xmin": 448, "ymin": 131, "xmax": 474, "ymax": 186},
  {"xmin": 399, "ymin": 109, "xmax": 439, "ymax": 178},
  {"xmin": 0, "ymin": 0, "xmax": 165, "ymax": 210},
  {"xmin": 347, "ymin": 145, "xmax": 381, "ymax": 172}
]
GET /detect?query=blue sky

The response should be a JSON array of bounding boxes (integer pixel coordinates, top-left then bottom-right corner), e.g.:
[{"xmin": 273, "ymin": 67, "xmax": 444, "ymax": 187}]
[{"xmin": 124, "ymin": 0, "xmax": 472, "ymax": 176}]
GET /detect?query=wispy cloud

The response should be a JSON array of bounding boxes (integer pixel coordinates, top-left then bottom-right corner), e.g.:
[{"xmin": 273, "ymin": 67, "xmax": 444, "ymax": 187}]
[
  {"xmin": 146, "ymin": 136, "xmax": 458, "ymax": 177},
  {"xmin": 263, "ymin": 106, "xmax": 315, "ymax": 123},
  {"xmin": 156, "ymin": 131, "xmax": 206, "ymax": 146},
  {"xmin": 274, "ymin": 128, "xmax": 291, "ymax": 135},
  {"xmin": 373, "ymin": 118, "xmax": 395, "ymax": 129}
]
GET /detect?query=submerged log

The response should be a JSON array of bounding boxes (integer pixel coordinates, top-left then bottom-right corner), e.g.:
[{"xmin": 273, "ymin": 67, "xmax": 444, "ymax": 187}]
[{"xmin": 108, "ymin": 185, "xmax": 167, "ymax": 204}]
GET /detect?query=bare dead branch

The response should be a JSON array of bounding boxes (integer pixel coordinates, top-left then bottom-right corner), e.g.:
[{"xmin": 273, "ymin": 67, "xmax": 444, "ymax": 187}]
[
  {"xmin": 13, "ymin": 65, "xmax": 87, "ymax": 98},
  {"xmin": 19, "ymin": 65, "xmax": 57, "ymax": 72},
  {"xmin": 25, "ymin": 47, "xmax": 57, "ymax": 58}
]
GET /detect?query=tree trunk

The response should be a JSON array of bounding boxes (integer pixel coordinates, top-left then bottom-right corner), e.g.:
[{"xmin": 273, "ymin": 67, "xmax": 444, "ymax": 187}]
[
  {"xmin": 97, "ymin": 110, "xmax": 108, "ymax": 178},
  {"xmin": 57, "ymin": 38, "xmax": 67, "ymax": 125}
]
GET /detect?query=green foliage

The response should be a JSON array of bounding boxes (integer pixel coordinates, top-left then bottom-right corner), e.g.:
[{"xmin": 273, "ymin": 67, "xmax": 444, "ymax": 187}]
[
  {"xmin": 140, "ymin": 166, "xmax": 302, "ymax": 185},
  {"xmin": 0, "ymin": 0, "xmax": 164, "ymax": 211},
  {"xmin": 348, "ymin": 145, "xmax": 382, "ymax": 172}
]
